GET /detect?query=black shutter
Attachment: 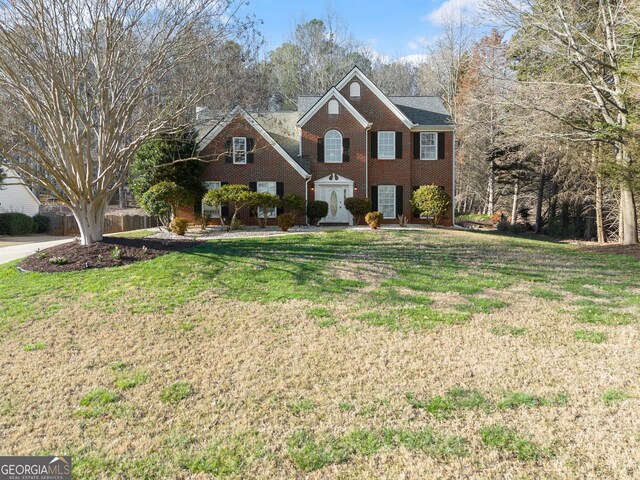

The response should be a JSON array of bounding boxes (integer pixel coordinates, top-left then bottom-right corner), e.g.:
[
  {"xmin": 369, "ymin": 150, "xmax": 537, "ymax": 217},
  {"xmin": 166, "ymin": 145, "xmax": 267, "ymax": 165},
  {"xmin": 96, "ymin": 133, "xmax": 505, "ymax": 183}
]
[
  {"xmin": 246, "ymin": 138, "xmax": 255, "ymax": 163},
  {"xmin": 221, "ymin": 181, "xmax": 229, "ymax": 217},
  {"xmin": 224, "ymin": 138, "xmax": 232, "ymax": 163},
  {"xmin": 395, "ymin": 185, "xmax": 403, "ymax": 217},
  {"xmin": 317, "ymin": 138, "xmax": 324, "ymax": 162},
  {"xmin": 413, "ymin": 133, "xmax": 421, "ymax": 159},
  {"xmin": 370, "ymin": 132, "xmax": 378, "ymax": 159},
  {"xmin": 276, "ymin": 182, "xmax": 284, "ymax": 215},
  {"xmin": 371, "ymin": 186, "xmax": 378, "ymax": 211},
  {"xmin": 342, "ymin": 138, "xmax": 350, "ymax": 162},
  {"xmin": 395, "ymin": 132, "xmax": 403, "ymax": 159},
  {"xmin": 412, "ymin": 186, "xmax": 420, "ymax": 217},
  {"xmin": 438, "ymin": 132, "xmax": 445, "ymax": 160},
  {"xmin": 248, "ymin": 181, "xmax": 257, "ymax": 192}
]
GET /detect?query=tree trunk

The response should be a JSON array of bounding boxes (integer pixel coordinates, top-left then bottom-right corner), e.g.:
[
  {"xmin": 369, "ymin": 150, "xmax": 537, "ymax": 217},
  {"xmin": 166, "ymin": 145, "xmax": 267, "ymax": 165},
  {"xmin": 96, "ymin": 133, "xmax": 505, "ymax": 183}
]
[
  {"xmin": 119, "ymin": 186, "xmax": 126, "ymax": 208},
  {"xmin": 70, "ymin": 199, "xmax": 108, "ymax": 245},
  {"xmin": 534, "ymin": 172, "xmax": 546, "ymax": 234},
  {"xmin": 618, "ymin": 145, "xmax": 638, "ymax": 245},
  {"xmin": 487, "ymin": 160, "xmax": 495, "ymax": 216},
  {"xmin": 593, "ymin": 143, "xmax": 605, "ymax": 244},
  {"xmin": 511, "ymin": 179, "xmax": 519, "ymax": 224}
]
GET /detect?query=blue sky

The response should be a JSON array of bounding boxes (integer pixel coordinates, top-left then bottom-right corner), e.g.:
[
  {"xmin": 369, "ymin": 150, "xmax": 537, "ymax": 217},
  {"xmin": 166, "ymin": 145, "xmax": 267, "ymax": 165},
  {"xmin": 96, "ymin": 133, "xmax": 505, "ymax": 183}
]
[{"xmin": 241, "ymin": 0, "xmax": 480, "ymax": 61}]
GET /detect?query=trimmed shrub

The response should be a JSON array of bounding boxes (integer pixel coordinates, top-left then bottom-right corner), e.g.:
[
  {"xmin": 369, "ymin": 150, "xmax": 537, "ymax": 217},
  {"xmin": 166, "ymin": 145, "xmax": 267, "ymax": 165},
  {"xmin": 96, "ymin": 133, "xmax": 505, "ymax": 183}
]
[
  {"xmin": 277, "ymin": 212, "xmax": 296, "ymax": 231},
  {"xmin": 365, "ymin": 211, "xmax": 383, "ymax": 229},
  {"xmin": 411, "ymin": 185, "xmax": 450, "ymax": 226},
  {"xmin": 344, "ymin": 197, "xmax": 371, "ymax": 225},
  {"xmin": 170, "ymin": 217, "xmax": 189, "ymax": 235},
  {"xmin": 139, "ymin": 181, "xmax": 191, "ymax": 228},
  {"xmin": 0, "ymin": 212, "xmax": 36, "ymax": 235},
  {"xmin": 32, "ymin": 214, "xmax": 50, "ymax": 233},
  {"xmin": 307, "ymin": 201, "xmax": 328, "ymax": 226},
  {"xmin": 281, "ymin": 193, "xmax": 305, "ymax": 217}
]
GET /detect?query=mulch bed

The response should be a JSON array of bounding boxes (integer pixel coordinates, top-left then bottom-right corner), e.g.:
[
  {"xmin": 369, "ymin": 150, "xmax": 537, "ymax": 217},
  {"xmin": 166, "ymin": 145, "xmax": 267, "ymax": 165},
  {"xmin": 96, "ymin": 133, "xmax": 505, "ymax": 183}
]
[
  {"xmin": 579, "ymin": 242, "xmax": 640, "ymax": 261},
  {"xmin": 19, "ymin": 236, "xmax": 198, "ymax": 273}
]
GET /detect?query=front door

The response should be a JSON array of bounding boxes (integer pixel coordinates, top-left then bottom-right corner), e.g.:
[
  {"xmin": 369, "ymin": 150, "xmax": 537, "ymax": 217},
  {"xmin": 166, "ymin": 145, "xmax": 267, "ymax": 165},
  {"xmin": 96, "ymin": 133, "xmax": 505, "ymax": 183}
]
[{"xmin": 317, "ymin": 184, "xmax": 352, "ymax": 224}]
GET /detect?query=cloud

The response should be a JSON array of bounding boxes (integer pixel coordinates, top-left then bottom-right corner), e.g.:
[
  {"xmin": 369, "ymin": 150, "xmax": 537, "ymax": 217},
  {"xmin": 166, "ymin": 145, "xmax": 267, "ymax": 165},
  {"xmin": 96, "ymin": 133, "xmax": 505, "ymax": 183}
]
[
  {"xmin": 423, "ymin": 0, "xmax": 480, "ymax": 25},
  {"xmin": 408, "ymin": 36, "xmax": 429, "ymax": 51}
]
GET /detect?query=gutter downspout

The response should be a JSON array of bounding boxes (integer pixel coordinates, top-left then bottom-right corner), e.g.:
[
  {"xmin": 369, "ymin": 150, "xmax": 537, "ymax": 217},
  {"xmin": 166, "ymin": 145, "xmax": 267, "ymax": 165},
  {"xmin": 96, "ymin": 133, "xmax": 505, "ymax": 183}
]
[
  {"xmin": 365, "ymin": 125, "xmax": 371, "ymax": 201},
  {"xmin": 305, "ymin": 176, "xmax": 311, "ymax": 225}
]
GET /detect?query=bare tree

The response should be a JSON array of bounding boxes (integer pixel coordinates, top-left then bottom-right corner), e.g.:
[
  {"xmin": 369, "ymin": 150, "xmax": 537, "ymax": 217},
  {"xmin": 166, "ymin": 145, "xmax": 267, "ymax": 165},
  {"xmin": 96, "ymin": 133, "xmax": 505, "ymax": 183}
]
[{"xmin": 0, "ymin": 0, "xmax": 253, "ymax": 244}]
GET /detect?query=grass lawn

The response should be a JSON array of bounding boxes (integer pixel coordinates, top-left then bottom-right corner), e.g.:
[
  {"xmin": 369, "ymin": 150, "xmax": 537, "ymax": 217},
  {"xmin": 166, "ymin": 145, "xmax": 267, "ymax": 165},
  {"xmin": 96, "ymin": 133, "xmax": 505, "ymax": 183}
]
[{"xmin": 1, "ymin": 228, "xmax": 639, "ymax": 478}]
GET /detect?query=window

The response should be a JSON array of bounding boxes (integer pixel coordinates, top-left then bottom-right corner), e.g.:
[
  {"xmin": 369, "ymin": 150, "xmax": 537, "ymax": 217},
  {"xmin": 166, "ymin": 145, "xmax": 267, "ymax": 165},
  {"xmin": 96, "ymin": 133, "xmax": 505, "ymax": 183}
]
[
  {"xmin": 232, "ymin": 137, "xmax": 247, "ymax": 164},
  {"xmin": 324, "ymin": 130, "xmax": 343, "ymax": 163},
  {"xmin": 378, "ymin": 185, "xmax": 396, "ymax": 219},
  {"xmin": 328, "ymin": 99, "xmax": 340, "ymax": 114},
  {"xmin": 349, "ymin": 82, "xmax": 360, "ymax": 97},
  {"xmin": 257, "ymin": 181, "xmax": 277, "ymax": 218},
  {"xmin": 420, "ymin": 132, "xmax": 437, "ymax": 160},
  {"xmin": 378, "ymin": 131, "xmax": 395, "ymax": 159},
  {"xmin": 202, "ymin": 181, "xmax": 221, "ymax": 217}
]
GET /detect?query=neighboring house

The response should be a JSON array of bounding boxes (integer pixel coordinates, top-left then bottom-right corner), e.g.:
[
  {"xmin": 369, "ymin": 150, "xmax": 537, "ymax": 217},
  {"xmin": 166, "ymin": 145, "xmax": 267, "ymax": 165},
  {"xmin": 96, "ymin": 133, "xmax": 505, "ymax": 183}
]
[
  {"xmin": 196, "ymin": 66, "xmax": 455, "ymax": 226},
  {"xmin": 0, "ymin": 167, "xmax": 40, "ymax": 217}
]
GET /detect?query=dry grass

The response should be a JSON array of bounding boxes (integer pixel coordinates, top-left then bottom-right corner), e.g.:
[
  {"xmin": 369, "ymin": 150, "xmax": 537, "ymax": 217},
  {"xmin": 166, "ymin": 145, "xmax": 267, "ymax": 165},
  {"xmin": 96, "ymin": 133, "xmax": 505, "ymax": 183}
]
[{"xmin": 0, "ymin": 229, "xmax": 639, "ymax": 479}]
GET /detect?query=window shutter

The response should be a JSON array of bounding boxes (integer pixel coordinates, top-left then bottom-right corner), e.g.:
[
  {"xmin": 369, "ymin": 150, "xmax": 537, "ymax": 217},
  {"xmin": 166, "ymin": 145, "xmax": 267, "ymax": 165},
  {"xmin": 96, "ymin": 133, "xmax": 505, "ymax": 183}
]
[
  {"xmin": 246, "ymin": 138, "xmax": 255, "ymax": 163},
  {"xmin": 370, "ymin": 132, "xmax": 378, "ymax": 159},
  {"xmin": 276, "ymin": 182, "xmax": 284, "ymax": 215},
  {"xmin": 395, "ymin": 132, "xmax": 403, "ymax": 159},
  {"xmin": 438, "ymin": 132, "xmax": 445, "ymax": 160},
  {"xmin": 371, "ymin": 186, "xmax": 378, "ymax": 211},
  {"xmin": 342, "ymin": 138, "xmax": 350, "ymax": 162},
  {"xmin": 395, "ymin": 185, "xmax": 403, "ymax": 217},
  {"xmin": 317, "ymin": 138, "xmax": 324, "ymax": 162},
  {"xmin": 412, "ymin": 186, "xmax": 420, "ymax": 217},
  {"xmin": 413, "ymin": 133, "xmax": 420, "ymax": 159},
  {"xmin": 224, "ymin": 138, "xmax": 232, "ymax": 163},
  {"xmin": 221, "ymin": 181, "xmax": 229, "ymax": 217},
  {"xmin": 249, "ymin": 182, "xmax": 257, "ymax": 192}
]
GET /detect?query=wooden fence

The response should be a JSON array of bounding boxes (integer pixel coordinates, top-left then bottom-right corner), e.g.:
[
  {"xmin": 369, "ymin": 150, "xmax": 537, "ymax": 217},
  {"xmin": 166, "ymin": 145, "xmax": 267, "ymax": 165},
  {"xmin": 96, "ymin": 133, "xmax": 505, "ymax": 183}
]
[{"xmin": 45, "ymin": 214, "xmax": 160, "ymax": 236}]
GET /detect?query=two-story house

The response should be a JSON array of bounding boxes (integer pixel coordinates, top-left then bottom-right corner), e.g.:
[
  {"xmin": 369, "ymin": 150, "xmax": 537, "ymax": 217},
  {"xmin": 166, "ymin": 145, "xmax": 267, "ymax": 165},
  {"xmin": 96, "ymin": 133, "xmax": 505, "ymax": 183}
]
[{"xmin": 196, "ymin": 66, "xmax": 455, "ymax": 225}]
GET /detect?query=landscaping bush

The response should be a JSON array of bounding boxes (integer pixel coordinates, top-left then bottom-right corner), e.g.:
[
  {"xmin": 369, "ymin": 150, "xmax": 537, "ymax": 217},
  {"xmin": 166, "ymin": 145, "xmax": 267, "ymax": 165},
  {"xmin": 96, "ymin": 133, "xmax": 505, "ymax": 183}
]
[
  {"xmin": 365, "ymin": 211, "xmax": 383, "ymax": 229},
  {"xmin": 411, "ymin": 185, "xmax": 450, "ymax": 226},
  {"xmin": 344, "ymin": 197, "xmax": 371, "ymax": 225},
  {"xmin": 0, "ymin": 212, "xmax": 36, "ymax": 235},
  {"xmin": 203, "ymin": 184, "xmax": 258, "ymax": 230},
  {"xmin": 281, "ymin": 193, "xmax": 305, "ymax": 219},
  {"xmin": 307, "ymin": 200, "xmax": 328, "ymax": 226},
  {"xmin": 32, "ymin": 214, "xmax": 50, "ymax": 233},
  {"xmin": 170, "ymin": 217, "xmax": 189, "ymax": 235},
  {"xmin": 252, "ymin": 192, "xmax": 281, "ymax": 228},
  {"xmin": 277, "ymin": 212, "xmax": 296, "ymax": 231},
  {"xmin": 139, "ymin": 181, "xmax": 191, "ymax": 228},
  {"xmin": 194, "ymin": 212, "xmax": 210, "ymax": 231}
]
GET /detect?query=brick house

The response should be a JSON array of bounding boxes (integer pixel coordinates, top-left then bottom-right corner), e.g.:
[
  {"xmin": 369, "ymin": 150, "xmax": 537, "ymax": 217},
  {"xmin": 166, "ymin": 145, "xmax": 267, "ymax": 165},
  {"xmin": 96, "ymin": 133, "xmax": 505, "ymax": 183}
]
[{"xmin": 196, "ymin": 66, "xmax": 455, "ymax": 225}]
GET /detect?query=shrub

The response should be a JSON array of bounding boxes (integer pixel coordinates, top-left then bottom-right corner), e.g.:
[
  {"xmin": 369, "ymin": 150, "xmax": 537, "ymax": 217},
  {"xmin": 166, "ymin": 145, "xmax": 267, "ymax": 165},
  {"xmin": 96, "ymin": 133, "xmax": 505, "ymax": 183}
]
[
  {"xmin": 170, "ymin": 217, "xmax": 189, "ymax": 235},
  {"xmin": 0, "ymin": 212, "xmax": 36, "ymax": 235},
  {"xmin": 230, "ymin": 218, "xmax": 243, "ymax": 230},
  {"xmin": 194, "ymin": 212, "xmax": 210, "ymax": 231},
  {"xmin": 48, "ymin": 256, "xmax": 68, "ymax": 265},
  {"xmin": 411, "ymin": 185, "xmax": 450, "ymax": 226},
  {"xmin": 252, "ymin": 192, "xmax": 281, "ymax": 228},
  {"xmin": 32, "ymin": 214, "xmax": 50, "ymax": 233},
  {"xmin": 139, "ymin": 181, "xmax": 191, "ymax": 228},
  {"xmin": 397, "ymin": 214, "xmax": 409, "ymax": 227},
  {"xmin": 344, "ymin": 197, "xmax": 371, "ymax": 225},
  {"xmin": 497, "ymin": 219, "xmax": 511, "ymax": 232},
  {"xmin": 307, "ymin": 200, "xmax": 328, "ymax": 226},
  {"xmin": 110, "ymin": 246, "xmax": 123, "ymax": 260},
  {"xmin": 281, "ymin": 193, "xmax": 305, "ymax": 219},
  {"xmin": 277, "ymin": 212, "xmax": 296, "ymax": 231},
  {"xmin": 203, "ymin": 184, "xmax": 259, "ymax": 230},
  {"xmin": 365, "ymin": 211, "xmax": 383, "ymax": 229}
]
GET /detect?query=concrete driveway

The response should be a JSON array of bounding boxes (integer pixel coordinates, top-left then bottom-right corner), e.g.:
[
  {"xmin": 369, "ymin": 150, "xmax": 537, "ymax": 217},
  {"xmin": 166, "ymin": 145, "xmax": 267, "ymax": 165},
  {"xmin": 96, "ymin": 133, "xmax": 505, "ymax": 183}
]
[{"xmin": 0, "ymin": 235, "xmax": 74, "ymax": 265}]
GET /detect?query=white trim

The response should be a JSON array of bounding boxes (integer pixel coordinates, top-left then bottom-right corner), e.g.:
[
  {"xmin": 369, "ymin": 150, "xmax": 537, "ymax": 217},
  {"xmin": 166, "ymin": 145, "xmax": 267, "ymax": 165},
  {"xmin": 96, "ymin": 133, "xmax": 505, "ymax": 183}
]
[
  {"xmin": 324, "ymin": 129, "xmax": 343, "ymax": 163},
  {"xmin": 232, "ymin": 136, "xmax": 247, "ymax": 164},
  {"xmin": 349, "ymin": 81, "xmax": 361, "ymax": 97},
  {"xmin": 377, "ymin": 185, "xmax": 396, "ymax": 219},
  {"xmin": 328, "ymin": 99, "xmax": 340, "ymax": 114},
  {"xmin": 198, "ymin": 106, "xmax": 310, "ymax": 179},
  {"xmin": 313, "ymin": 174, "xmax": 355, "ymax": 226},
  {"xmin": 377, "ymin": 131, "xmax": 395, "ymax": 160},
  {"xmin": 296, "ymin": 88, "xmax": 372, "ymax": 128},
  {"xmin": 419, "ymin": 132, "xmax": 438, "ymax": 160},
  {"xmin": 336, "ymin": 67, "xmax": 414, "ymax": 129}
]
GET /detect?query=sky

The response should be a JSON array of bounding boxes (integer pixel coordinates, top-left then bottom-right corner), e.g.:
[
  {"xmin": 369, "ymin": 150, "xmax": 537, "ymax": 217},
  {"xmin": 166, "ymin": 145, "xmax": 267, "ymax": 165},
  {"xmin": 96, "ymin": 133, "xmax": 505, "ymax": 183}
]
[{"xmin": 240, "ymin": 0, "xmax": 480, "ymax": 62}]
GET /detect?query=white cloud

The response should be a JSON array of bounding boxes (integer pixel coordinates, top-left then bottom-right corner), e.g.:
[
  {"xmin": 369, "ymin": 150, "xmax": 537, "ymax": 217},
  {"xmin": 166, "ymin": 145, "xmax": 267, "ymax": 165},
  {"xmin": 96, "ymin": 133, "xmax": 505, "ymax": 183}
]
[
  {"xmin": 423, "ymin": 0, "xmax": 480, "ymax": 25},
  {"xmin": 408, "ymin": 36, "xmax": 429, "ymax": 51}
]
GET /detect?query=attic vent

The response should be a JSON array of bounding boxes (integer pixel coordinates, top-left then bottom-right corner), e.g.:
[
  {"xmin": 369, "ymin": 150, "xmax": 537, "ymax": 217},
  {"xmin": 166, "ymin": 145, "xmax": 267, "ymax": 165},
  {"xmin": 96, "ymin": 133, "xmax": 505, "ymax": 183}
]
[
  {"xmin": 349, "ymin": 82, "xmax": 360, "ymax": 97},
  {"xmin": 328, "ymin": 99, "xmax": 340, "ymax": 114}
]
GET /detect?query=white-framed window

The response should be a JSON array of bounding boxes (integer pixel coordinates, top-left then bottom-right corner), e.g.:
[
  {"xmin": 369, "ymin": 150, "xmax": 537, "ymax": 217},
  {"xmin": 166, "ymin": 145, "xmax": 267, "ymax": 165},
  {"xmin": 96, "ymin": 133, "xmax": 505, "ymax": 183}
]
[
  {"xmin": 328, "ymin": 99, "xmax": 340, "ymax": 114},
  {"xmin": 325, "ymin": 129, "xmax": 343, "ymax": 163},
  {"xmin": 202, "ymin": 181, "xmax": 221, "ymax": 218},
  {"xmin": 378, "ymin": 131, "xmax": 395, "ymax": 159},
  {"xmin": 378, "ymin": 185, "xmax": 396, "ymax": 219},
  {"xmin": 349, "ymin": 82, "xmax": 361, "ymax": 97},
  {"xmin": 232, "ymin": 136, "xmax": 247, "ymax": 164},
  {"xmin": 420, "ymin": 132, "xmax": 437, "ymax": 160},
  {"xmin": 257, "ymin": 181, "xmax": 277, "ymax": 218}
]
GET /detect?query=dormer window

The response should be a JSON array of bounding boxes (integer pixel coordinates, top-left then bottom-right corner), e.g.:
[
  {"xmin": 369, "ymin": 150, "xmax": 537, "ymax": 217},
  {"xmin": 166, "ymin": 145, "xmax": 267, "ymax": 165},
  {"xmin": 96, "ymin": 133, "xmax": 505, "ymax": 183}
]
[
  {"xmin": 328, "ymin": 99, "xmax": 340, "ymax": 114},
  {"xmin": 349, "ymin": 81, "xmax": 361, "ymax": 97}
]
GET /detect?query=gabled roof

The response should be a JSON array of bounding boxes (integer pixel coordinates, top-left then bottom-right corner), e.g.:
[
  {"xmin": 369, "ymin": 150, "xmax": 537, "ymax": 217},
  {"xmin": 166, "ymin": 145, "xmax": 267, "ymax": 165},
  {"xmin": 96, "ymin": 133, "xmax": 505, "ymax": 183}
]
[
  {"xmin": 0, "ymin": 167, "xmax": 40, "ymax": 205},
  {"xmin": 390, "ymin": 97, "xmax": 452, "ymax": 127},
  {"xmin": 197, "ymin": 106, "xmax": 310, "ymax": 179},
  {"xmin": 335, "ymin": 66, "xmax": 415, "ymax": 129},
  {"xmin": 296, "ymin": 87, "xmax": 372, "ymax": 128}
]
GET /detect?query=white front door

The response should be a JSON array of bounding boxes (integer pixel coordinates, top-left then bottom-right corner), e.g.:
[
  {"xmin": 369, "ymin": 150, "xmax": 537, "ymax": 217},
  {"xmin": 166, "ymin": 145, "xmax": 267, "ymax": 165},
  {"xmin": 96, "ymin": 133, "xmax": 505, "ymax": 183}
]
[{"xmin": 317, "ymin": 184, "xmax": 352, "ymax": 224}]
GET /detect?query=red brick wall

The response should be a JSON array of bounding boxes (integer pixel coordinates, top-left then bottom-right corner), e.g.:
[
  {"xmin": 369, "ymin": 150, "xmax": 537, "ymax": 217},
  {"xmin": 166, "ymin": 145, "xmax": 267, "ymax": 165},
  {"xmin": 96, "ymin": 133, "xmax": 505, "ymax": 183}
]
[{"xmin": 195, "ymin": 115, "xmax": 307, "ymax": 226}]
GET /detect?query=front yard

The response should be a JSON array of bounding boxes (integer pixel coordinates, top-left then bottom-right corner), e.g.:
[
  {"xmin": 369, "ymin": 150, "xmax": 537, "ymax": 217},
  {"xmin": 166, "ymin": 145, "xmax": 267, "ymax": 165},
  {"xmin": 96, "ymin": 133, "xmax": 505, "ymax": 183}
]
[{"xmin": 1, "ymin": 229, "xmax": 639, "ymax": 478}]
